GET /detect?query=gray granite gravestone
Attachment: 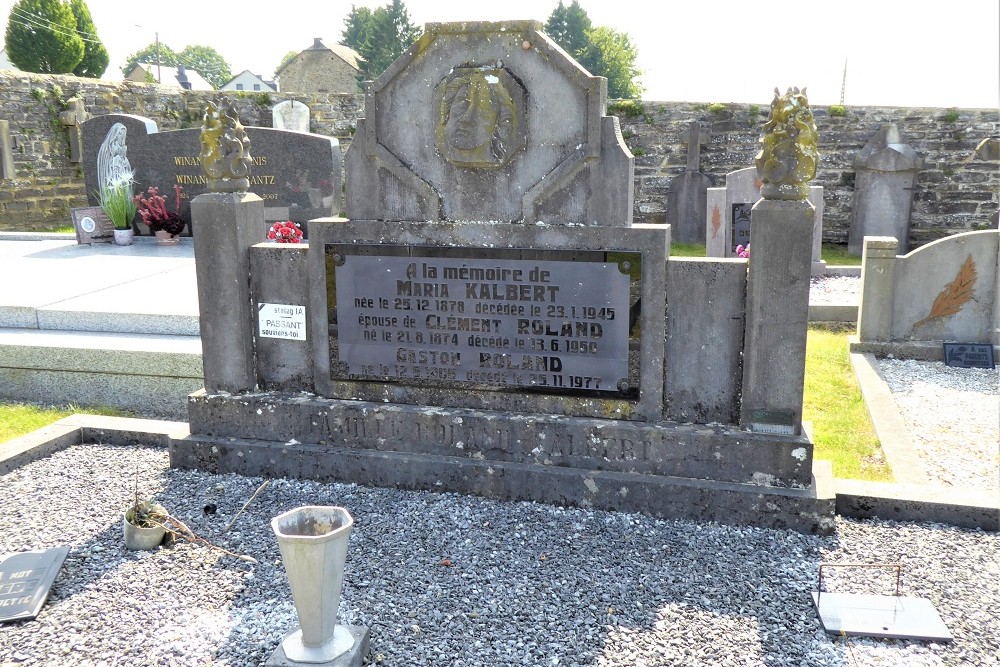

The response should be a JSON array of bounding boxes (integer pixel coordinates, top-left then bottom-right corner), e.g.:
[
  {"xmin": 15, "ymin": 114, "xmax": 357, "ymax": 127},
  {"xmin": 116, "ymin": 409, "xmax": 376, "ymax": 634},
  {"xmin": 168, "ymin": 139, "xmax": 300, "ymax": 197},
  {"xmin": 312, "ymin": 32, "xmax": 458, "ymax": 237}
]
[
  {"xmin": 81, "ymin": 113, "xmax": 341, "ymax": 233},
  {"xmin": 176, "ymin": 22, "xmax": 835, "ymax": 535},
  {"xmin": 0, "ymin": 546, "xmax": 69, "ymax": 623},
  {"xmin": 666, "ymin": 121, "xmax": 712, "ymax": 244},
  {"xmin": 847, "ymin": 124, "xmax": 923, "ymax": 255}
]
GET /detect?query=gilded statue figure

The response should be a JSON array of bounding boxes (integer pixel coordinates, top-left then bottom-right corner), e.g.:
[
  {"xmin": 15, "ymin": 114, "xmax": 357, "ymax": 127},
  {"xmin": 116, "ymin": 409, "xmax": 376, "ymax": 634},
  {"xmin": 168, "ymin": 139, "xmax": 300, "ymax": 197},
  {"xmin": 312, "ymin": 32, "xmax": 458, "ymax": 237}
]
[
  {"xmin": 436, "ymin": 68, "xmax": 518, "ymax": 169},
  {"xmin": 200, "ymin": 100, "xmax": 252, "ymax": 193},
  {"xmin": 755, "ymin": 87, "xmax": 819, "ymax": 200}
]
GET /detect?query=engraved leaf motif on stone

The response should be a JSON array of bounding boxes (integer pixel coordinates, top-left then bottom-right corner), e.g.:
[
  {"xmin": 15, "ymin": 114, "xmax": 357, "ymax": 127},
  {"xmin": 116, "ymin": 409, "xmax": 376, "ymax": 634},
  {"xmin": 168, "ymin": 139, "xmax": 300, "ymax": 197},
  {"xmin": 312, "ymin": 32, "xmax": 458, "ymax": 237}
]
[
  {"xmin": 913, "ymin": 254, "xmax": 977, "ymax": 329},
  {"xmin": 711, "ymin": 205, "xmax": 721, "ymax": 239}
]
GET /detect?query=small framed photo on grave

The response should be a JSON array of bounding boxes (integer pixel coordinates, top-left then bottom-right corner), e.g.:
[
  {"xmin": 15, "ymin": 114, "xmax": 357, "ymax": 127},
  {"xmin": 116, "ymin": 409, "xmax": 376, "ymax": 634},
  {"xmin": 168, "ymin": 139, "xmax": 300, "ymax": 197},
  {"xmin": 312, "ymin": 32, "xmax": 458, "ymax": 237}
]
[{"xmin": 71, "ymin": 206, "xmax": 114, "ymax": 245}]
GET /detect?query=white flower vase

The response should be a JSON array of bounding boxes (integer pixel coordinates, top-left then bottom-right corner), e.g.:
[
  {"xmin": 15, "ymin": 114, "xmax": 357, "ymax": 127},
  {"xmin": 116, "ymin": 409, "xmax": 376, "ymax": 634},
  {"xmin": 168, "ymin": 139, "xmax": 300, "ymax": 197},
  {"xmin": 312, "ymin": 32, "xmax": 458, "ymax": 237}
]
[
  {"xmin": 271, "ymin": 506, "xmax": 355, "ymax": 663},
  {"xmin": 113, "ymin": 228, "xmax": 134, "ymax": 246}
]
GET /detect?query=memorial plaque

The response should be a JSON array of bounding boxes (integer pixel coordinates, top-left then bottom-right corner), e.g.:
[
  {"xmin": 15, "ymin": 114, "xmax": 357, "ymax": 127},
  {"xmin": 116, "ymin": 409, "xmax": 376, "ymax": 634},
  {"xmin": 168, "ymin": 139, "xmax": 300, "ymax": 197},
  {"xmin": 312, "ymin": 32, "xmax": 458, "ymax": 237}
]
[
  {"xmin": 330, "ymin": 247, "xmax": 635, "ymax": 395},
  {"xmin": 71, "ymin": 206, "xmax": 114, "ymax": 245},
  {"xmin": 258, "ymin": 303, "xmax": 308, "ymax": 341},
  {"xmin": 943, "ymin": 343, "xmax": 995, "ymax": 369},
  {"xmin": 0, "ymin": 546, "xmax": 69, "ymax": 623},
  {"xmin": 731, "ymin": 202, "xmax": 752, "ymax": 254}
]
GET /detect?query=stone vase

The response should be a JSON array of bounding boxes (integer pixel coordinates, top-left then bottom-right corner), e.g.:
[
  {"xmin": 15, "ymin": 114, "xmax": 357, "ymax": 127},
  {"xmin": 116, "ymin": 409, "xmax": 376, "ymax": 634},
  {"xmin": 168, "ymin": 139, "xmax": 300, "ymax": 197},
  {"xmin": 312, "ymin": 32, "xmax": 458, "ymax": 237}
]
[
  {"xmin": 122, "ymin": 513, "xmax": 165, "ymax": 550},
  {"xmin": 113, "ymin": 228, "xmax": 134, "ymax": 246},
  {"xmin": 271, "ymin": 506, "xmax": 355, "ymax": 663}
]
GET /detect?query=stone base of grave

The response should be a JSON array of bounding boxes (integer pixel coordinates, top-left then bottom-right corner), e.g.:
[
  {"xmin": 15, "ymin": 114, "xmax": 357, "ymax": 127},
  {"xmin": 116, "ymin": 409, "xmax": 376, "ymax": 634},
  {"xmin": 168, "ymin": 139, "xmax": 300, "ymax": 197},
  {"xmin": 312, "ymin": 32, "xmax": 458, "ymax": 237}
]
[
  {"xmin": 173, "ymin": 391, "xmax": 836, "ymax": 535},
  {"xmin": 265, "ymin": 625, "xmax": 369, "ymax": 667}
]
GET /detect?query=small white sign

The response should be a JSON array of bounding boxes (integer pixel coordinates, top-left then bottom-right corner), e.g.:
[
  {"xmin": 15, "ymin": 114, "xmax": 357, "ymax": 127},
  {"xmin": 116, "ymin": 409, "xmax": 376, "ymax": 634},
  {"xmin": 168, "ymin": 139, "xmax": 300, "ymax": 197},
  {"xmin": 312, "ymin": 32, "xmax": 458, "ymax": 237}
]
[{"xmin": 258, "ymin": 303, "xmax": 307, "ymax": 341}]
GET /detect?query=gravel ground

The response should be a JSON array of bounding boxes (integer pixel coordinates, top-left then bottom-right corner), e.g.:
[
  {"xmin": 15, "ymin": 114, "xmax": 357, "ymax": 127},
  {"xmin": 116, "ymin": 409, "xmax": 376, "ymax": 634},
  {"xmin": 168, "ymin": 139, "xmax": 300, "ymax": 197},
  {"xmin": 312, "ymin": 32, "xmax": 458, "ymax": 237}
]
[
  {"xmin": 1, "ymin": 445, "xmax": 998, "ymax": 667},
  {"xmin": 878, "ymin": 359, "xmax": 999, "ymax": 491},
  {"xmin": 809, "ymin": 275, "xmax": 861, "ymax": 304}
]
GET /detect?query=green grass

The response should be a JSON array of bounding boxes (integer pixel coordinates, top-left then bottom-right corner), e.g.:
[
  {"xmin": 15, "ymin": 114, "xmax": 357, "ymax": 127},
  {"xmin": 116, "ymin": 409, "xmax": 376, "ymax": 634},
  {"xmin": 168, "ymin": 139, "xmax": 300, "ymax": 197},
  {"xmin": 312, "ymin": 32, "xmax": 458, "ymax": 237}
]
[
  {"xmin": 0, "ymin": 402, "xmax": 129, "ymax": 444},
  {"xmin": 670, "ymin": 242, "xmax": 705, "ymax": 257},
  {"xmin": 822, "ymin": 243, "xmax": 861, "ymax": 266},
  {"xmin": 804, "ymin": 325, "xmax": 891, "ymax": 481}
]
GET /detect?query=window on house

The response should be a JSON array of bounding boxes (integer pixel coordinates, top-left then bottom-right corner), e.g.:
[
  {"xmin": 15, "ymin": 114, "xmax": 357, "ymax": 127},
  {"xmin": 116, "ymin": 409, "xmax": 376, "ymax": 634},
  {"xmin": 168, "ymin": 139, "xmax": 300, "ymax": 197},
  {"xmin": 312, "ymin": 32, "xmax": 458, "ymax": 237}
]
[
  {"xmin": 254, "ymin": 84, "xmax": 260, "ymax": 91},
  {"xmin": 236, "ymin": 84, "xmax": 244, "ymax": 90}
]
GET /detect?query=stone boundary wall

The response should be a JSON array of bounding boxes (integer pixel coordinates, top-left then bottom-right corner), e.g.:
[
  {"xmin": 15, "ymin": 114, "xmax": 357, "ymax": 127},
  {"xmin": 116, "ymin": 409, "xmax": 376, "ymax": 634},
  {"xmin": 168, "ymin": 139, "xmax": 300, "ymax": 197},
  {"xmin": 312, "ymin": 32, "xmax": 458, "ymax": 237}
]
[{"xmin": 1, "ymin": 70, "xmax": 996, "ymax": 245}]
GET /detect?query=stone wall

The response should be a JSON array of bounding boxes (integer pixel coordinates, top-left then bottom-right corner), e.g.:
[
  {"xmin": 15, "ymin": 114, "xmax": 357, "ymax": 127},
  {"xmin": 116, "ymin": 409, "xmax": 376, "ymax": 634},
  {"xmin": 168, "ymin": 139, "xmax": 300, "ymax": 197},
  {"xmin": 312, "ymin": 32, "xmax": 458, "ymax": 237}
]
[
  {"xmin": 276, "ymin": 49, "xmax": 362, "ymax": 95},
  {"xmin": 1, "ymin": 71, "xmax": 996, "ymax": 245}
]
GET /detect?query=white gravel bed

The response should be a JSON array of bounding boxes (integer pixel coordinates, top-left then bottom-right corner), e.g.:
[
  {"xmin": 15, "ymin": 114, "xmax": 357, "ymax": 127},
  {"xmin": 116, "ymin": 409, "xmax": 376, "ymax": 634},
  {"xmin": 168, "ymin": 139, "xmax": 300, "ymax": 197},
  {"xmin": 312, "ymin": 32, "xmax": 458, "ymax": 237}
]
[
  {"xmin": 1, "ymin": 444, "xmax": 997, "ymax": 667},
  {"xmin": 809, "ymin": 275, "xmax": 860, "ymax": 304},
  {"xmin": 877, "ymin": 359, "xmax": 1000, "ymax": 490}
]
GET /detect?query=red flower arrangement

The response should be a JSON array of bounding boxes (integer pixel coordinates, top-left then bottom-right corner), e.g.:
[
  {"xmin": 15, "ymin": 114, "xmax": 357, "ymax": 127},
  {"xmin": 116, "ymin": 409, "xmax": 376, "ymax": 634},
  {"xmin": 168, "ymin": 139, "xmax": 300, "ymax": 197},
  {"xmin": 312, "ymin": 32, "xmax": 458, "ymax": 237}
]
[
  {"xmin": 133, "ymin": 185, "xmax": 186, "ymax": 236},
  {"xmin": 268, "ymin": 220, "xmax": 304, "ymax": 243}
]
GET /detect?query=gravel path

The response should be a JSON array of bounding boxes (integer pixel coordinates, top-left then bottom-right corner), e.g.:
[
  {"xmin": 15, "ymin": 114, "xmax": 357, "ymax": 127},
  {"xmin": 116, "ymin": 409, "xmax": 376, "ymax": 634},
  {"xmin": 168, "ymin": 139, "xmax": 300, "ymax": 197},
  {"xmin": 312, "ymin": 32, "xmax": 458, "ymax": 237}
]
[
  {"xmin": 1, "ymin": 445, "xmax": 998, "ymax": 667},
  {"xmin": 809, "ymin": 275, "xmax": 861, "ymax": 304}
]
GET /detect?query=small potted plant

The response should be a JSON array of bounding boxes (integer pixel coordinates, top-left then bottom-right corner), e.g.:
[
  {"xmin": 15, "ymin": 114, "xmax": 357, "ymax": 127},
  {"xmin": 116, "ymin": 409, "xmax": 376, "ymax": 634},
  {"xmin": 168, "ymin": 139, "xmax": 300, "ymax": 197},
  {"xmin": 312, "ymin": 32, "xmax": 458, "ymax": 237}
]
[
  {"xmin": 96, "ymin": 172, "xmax": 138, "ymax": 246},
  {"xmin": 124, "ymin": 476, "xmax": 168, "ymax": 550},
  {"xmin": 134, "ymin": 185, "xmax": 186, "ymax": 244}
]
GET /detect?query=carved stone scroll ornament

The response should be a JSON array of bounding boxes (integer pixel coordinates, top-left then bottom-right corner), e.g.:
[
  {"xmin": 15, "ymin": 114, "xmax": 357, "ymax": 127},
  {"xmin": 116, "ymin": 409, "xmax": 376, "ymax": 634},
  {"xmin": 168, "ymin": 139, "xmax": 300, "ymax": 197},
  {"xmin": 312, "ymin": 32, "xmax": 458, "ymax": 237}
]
[
  {"xmin": 755, "ymin": 87, "xmax": 819, "ymax": 201},
  {"xmin": 199, "ymin": 100, "xmax": 252, "ymax": 193}
]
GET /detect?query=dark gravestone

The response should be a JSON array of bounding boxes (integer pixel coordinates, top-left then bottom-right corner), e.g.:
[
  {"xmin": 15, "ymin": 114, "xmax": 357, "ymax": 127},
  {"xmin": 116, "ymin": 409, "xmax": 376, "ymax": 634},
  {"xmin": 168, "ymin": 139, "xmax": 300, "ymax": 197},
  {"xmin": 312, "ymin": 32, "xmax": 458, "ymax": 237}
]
[
  {"xmin": 80, "ymin": 114, "xmax": 341, "ymax": 234},
  {"xmin": 732, "ymin": 202, "xmax": 752, "ymax": 252},
  {"xmin": 0, "ymin": 546, "xmax": 69, "ymax": 623},
  {"xmin": 666, "ymin": 121, "xmax": 711, "ymax": 244}
]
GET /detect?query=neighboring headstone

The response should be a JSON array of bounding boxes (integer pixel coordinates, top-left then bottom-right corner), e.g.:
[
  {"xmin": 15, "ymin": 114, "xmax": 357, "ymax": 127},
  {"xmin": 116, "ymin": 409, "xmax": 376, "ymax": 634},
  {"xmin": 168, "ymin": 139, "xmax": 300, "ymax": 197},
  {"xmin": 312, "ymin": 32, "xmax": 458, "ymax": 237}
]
[
  {"xmin": 81, "ymin": 113, "xmax": 341, "ymax": 229},
  {"xmin": 706, "ymin": 167, "xmax": 825, "ymax": 274},
  {"xmin": 666, "ymin": 121, "xmax": 712, "ymax": 244},
  {"xmin": 58, "ymin": 97, "xmax": 88, "ymax": 163},
  {"xmin": 71, "ymin": 206, "xmax": 114, "ymax": 244},
  {"xmin": 272, "ymin": 100, "xmax": 311, "ymax": 133},
  {"xmin": 0, "ymin": 546, "xmax": 70, "ymax": 623},
  {"xmin": 847, "ymin": 124, "xmax": 923, "ymax": 255},
  {"xmin": 974, "ymin": 136, "xmax": 1000, "ymax": 161},
  {"xmin": 0, "ymin": 120, "xmax": 16, "ymax": 179}
]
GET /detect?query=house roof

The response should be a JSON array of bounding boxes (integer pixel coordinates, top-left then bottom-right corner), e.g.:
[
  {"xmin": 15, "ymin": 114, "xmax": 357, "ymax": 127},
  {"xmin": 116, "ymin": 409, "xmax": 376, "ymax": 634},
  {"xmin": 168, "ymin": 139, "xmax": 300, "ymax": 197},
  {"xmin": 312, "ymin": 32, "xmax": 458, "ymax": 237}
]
[
  {"xmin": 221, "ymin": 69, "xmax": 277, "ymax": 91},
  {"xmin": 275, "ymin": 38, "xmax": 363, "ymax": 76},
  {"xmin": 130, "ymin": 62, "xmax": 214, "ymax": 90}
]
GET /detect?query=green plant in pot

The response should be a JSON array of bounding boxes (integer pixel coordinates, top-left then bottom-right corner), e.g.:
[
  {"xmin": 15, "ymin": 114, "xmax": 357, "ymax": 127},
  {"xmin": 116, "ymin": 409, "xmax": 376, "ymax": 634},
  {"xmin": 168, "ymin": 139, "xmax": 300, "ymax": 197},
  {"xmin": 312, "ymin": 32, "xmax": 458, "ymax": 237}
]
[
  {"xmin": 123, "ymin": 475, "xmax": 169, "ymax": 550},
  {"xmin": 96, "ymin": 172, "xmax": 138, "ymax": 246}
]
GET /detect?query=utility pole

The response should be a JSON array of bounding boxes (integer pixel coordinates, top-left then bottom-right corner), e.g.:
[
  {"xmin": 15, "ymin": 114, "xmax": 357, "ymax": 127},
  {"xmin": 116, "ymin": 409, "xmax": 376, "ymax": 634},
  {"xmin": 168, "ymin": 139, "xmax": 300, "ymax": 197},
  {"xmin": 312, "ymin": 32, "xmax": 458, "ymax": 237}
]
[
  {"xmin": 156, "ymin": 32, "xmax": 161, "ymax": 83},
  {"xmin": 840, "ymin": 59, "xmax": 847, "ymax": 105}
]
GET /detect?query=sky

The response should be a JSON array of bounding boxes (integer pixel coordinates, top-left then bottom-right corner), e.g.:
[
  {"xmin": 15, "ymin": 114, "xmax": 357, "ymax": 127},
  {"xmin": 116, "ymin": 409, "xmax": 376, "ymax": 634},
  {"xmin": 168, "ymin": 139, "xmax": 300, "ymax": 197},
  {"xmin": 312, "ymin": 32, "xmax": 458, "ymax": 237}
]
[{"xmin": 2, "ymin": 0, "xmax": 998, "ymax": 109}]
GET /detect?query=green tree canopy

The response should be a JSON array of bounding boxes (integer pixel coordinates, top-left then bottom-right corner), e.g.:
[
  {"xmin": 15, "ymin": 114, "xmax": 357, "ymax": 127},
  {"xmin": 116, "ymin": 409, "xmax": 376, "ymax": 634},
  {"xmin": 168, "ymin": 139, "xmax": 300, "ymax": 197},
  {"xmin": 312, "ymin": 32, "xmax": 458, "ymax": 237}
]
[
  {"xmin": 341, "ymin": 0, "xmax": 419, "ymax": 81},
  {"xmin": 122, "ymin": 42, "xmax": 178, "ymax": 77},
  {"xmin": 576, "ymin": 26, "xmax": 643, "ymax": 99},
  {"xmin": 69, "ymin": 0, "xmax": 107, "ymax": 78},
  {"xmin": 544, "ymin": 1, "xmax": 642, "ymax": 100},
  {"xmin": 4, "ymin": 0, "xmax": 84, "ymax": 74},
  {"xmin": 277, "ymin": 50, "xmax": 297, "ymax": 72},
  {"xmin": 544, "ymin": 0, "xmax": 591, "ymax": 56},
  {"xmin": 178, "ymin": 45, "xmax": 231, "ymax": 89}
]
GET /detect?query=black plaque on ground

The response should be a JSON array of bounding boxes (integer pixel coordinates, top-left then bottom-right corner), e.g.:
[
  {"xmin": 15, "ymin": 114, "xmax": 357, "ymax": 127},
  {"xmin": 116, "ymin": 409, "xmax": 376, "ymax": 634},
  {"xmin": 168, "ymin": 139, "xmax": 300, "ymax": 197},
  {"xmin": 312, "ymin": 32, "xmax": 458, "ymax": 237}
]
[
  {"xmin": 943, "ymin": 343, "xmax": 995, "ymax": 369},
  {"xmin": 0, "ymin": 546, "xmax": 70, "ymax": 623},
  {"xmin": 71, "ymin": 206, "xmax": 114, "ymax": 245},
  {"xmin": 80, "ymin": 113, "xmax": 341, "ymax": 233}
]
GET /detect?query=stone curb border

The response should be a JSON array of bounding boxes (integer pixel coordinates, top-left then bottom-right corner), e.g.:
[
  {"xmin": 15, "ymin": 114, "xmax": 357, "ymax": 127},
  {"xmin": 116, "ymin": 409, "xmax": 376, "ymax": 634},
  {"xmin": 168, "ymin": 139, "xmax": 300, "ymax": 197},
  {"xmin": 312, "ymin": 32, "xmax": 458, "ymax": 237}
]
[{"xmin": 2, "ymin": 414, "xmax": 995, "ymax": 531}]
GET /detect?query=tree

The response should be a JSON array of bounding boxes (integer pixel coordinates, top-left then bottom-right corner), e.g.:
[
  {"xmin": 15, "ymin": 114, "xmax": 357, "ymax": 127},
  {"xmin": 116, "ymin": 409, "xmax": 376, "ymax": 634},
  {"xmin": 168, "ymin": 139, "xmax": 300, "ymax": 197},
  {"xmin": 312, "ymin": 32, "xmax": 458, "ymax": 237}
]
[
  {"xmin": 576, "ymin": 26, "xmax": 643, "ymax": 99},
  {"xmin": 341, "ymin": 0, "xmax": 418, "ymax": 80},
  {"xmin": 276, "ymin": 50, "xmax": 297, "ymax": 73},
  {"xmin": 177, "ymin": 45, "xmax": 231, "ymax": 89},
  {"xmin": 4, "ymin": 0, "xmax": 84, "ymax": 74},
  {"xmin": 544, "ymin": 1, "xmax": 642, "ymax": 99},
  {"xmin": 544, "ymin": 0, "xmax": 591, "ymax": 57},
  {"xmin": 122, "ymin": 42, "xmax": 178, "ymax": 77},
  {"xmin": 69, "ymin": 0, "xmax": 107, "ymax": 78}
]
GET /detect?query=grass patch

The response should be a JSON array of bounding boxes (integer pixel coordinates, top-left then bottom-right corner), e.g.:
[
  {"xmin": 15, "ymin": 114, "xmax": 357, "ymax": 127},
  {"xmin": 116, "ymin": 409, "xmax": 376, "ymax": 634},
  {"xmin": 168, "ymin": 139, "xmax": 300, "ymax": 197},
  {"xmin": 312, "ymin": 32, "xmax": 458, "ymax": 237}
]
[
  {"xmin": 0, "ymin": 402, "xmax": 129, "ymax": 444},
  {"xmin": 670, "ymin": 242, "xmax": 705, "ymax": 257},
  {"xmin": 822, "ymin": 243, "xmax": 861, "ymax": 266},
  {"xmin": 804, "ymin": 326, "xmax": 891, "ymax": 481}
]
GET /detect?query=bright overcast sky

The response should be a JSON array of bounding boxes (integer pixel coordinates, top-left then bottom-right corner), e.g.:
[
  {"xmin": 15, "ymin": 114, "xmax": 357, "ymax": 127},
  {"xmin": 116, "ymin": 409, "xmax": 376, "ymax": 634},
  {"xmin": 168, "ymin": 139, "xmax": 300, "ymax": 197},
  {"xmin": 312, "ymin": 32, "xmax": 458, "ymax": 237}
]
[{"xmin": 2, "ymin": 0, "xmax": 998, "ymax": 108}]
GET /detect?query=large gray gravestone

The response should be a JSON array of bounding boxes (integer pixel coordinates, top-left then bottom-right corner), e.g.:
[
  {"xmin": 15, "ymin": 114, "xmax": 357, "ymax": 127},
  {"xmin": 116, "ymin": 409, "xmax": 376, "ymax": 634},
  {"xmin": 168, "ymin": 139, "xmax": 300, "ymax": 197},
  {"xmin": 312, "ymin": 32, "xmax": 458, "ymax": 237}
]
[
  {"xmin": 175, "ymin": 22, "xmax": 834, "ymax": 535},
  {"xmin": 666, "ymin": 121, "xmax": 712, "ymax": 244},
  {"xmin": 847, "ymin": 124, "xmax": 923, "ymax": 255},
  {"xmin": 81, "ymin": 114, "xmax": 341, "ymax": 231}
]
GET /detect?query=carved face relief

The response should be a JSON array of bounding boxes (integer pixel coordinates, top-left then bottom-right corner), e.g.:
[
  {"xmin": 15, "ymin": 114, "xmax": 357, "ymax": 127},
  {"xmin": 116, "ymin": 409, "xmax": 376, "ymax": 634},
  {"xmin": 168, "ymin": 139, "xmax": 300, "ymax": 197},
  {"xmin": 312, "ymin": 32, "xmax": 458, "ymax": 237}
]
[{"xmin": 436, "ymin": 67, "xmax": 525, "ymax": 169}]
